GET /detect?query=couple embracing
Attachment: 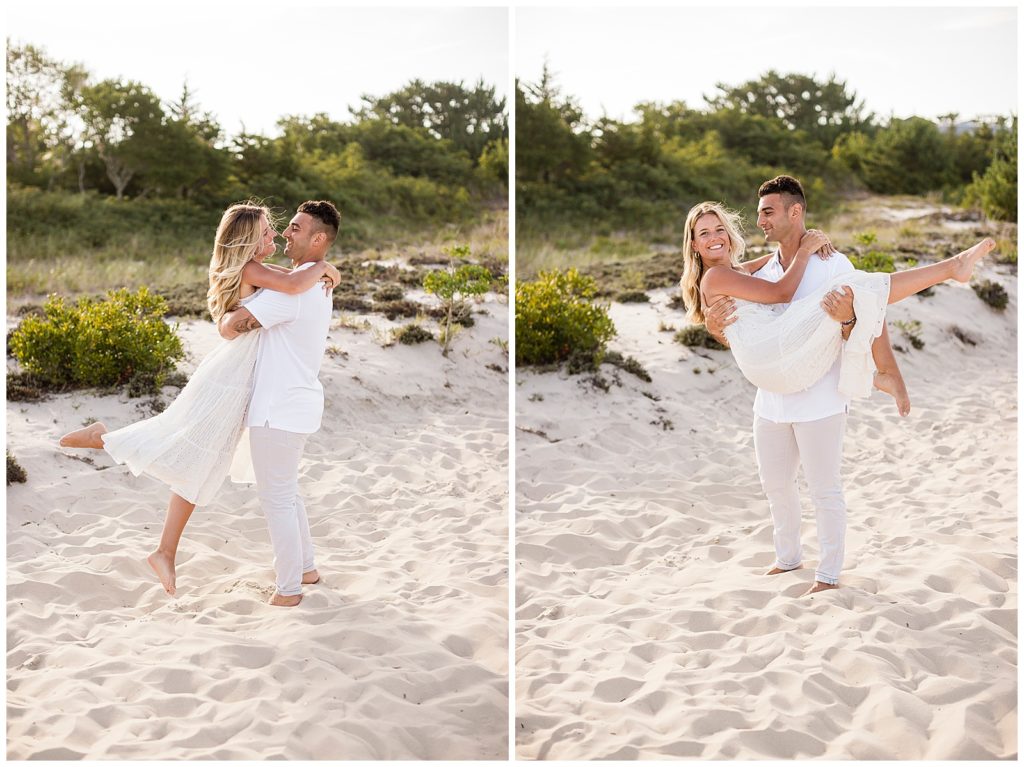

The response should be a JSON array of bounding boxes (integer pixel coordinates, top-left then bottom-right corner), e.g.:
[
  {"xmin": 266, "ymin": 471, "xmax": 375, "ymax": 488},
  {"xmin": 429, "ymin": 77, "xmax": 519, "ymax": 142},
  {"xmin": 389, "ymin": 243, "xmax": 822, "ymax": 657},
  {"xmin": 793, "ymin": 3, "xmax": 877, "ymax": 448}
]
[
  {"xmin": 61, "ymin": 200, "xmax": 342, "ymax": 607},
  {"xmin": 680, "ymin": 175, "xmax": 996, "ymax": 593}
]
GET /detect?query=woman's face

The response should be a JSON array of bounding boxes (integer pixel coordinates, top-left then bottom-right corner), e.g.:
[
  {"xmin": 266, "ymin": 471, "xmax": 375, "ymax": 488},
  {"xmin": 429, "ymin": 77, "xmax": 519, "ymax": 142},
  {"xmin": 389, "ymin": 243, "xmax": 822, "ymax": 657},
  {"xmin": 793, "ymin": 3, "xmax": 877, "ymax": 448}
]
[
  {"xmin": 692, "ymin": 213, "xmax": 732, "ymax": 267},
  {"xmin": 253, "ymin": 214, "xmax": 278, "ymax": 262}
]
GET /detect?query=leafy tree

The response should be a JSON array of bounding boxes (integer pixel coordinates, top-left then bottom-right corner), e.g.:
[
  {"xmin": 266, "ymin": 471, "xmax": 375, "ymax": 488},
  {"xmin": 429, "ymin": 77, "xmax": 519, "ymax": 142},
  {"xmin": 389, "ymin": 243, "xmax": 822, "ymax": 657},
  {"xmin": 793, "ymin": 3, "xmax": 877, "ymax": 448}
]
[
  {"xmin": 965, "ymin": 119, "xmax": 1017, "ymax": 221},
  {"xmin": 422, "ymin": 245, "xmax": 493, "ymax": 355},
  {"xmin": 515, "ymin": 65, "xmax": 592, "ymax": 184},
  {"xmin": 833, "ymin": 117, "xmax": 952, "ymax": 194}
]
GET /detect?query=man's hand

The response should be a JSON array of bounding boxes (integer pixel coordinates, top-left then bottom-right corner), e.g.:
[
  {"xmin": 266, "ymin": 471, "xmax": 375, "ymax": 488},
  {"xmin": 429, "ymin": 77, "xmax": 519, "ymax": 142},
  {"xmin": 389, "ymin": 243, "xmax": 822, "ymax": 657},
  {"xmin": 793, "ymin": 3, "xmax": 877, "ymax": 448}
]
[
  {"xmin": 320, "ymin": 262, "xmax": 341, "ymax": 294},
  {"xmin": 704, "ymin": 295, "xmax": 736, "ymax": 348},
  {"xmin": 218, "ymin": 306, "xmax": 262, "ymax": 340},
  {"xmin": 822, "ymin": 285, "xmax": 855, "ymax": 339}
]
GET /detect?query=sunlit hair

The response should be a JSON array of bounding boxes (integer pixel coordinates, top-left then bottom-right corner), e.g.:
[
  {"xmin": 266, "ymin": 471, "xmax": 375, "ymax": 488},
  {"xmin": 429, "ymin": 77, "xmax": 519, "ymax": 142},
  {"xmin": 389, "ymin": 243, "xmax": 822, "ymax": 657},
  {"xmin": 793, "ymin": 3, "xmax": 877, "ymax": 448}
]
[
  {"xmin": 679, "ymin": 201, "xmax": 746, "ymax": 325},
  {"xmin": 207, "ymin": 202, "xmax": 274, "ymax": 322}
]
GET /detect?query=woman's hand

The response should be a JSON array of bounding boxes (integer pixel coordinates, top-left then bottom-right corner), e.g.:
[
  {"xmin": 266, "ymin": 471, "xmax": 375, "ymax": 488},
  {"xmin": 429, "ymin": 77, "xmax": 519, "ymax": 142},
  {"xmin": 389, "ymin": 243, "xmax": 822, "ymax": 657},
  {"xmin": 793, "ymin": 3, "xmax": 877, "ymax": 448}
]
[
  {"xmin": 798, "ymin": 229, "xmax": 834, "ymax": 259},
  {"xmin": 320, "ymin": 262, "xmax": 341, "ymax": 294}
]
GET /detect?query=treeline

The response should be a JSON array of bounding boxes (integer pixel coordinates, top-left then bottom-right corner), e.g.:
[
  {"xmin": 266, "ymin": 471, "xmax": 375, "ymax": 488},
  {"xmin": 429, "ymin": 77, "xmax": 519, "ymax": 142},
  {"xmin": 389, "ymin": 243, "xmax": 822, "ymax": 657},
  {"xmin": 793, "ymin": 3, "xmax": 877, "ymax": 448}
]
[
  {"xmin": 6, "ymin": 41, "xmax": 508, "ymax": 247},
  {"xmin": 517, "ymin": 67, "xmax": 1017, "ymax": 240}
]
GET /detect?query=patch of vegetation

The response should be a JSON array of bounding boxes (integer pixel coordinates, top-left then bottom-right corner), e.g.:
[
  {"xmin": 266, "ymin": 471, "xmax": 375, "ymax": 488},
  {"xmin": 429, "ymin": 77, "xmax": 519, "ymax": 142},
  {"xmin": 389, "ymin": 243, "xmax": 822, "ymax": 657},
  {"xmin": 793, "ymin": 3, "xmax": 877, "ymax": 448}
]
[
  {"xmin": 7, "ymin": 452, "xmax": 27, "ymax": 485},
  {"xmin": 894, "ymin": 319, "xmax": 925, "ymax": 350},
  {"xmin": 423, "ymin": 245, "xmax": 494, "ymax": 355},
  {"xmin": 395, "ymin": 324, "xmax": 433, "ymax": 345},
  {"xmin": 372, "ymin": 283, "xmax": 405, "ymax": 302},
  {"xmin": 616, "ymin": 291, "xmax": 650, "ymax": 303},
  {"xmin": 972, "ymin": 279, "xmax": 1009, "ymax": 310},
  {"xmin": 6, "ymin": 372, "xmax": 49, "ymax": 402},
  {"xmin": 949, "ymin": 325, "xmax": 978, "ymax": 346},
  {"xmin": 516, "ymin": 269, "xmax": 616, "ymax": 367},
  {"xmin": 674, "ymin": 325, "xmax": 728, "ymax": 351},
  {"xmin": 581, "ymin": 251, "xmax": 683, "ymax": 297},
  {"xmin": 373, "ymin": 299, "xmax": 421, "ymax": 320},
  {"xmin": 848, "ymin": 250, "xmax": 896, "ymax": 273},
  {"xmin": 650, "ymin": 415, "xmax": 675, "ymax": 431},
  {"xmin": 603, "ymin": 350, "xmax": 652, "ymax": 382},
  {"xmin": 155, "ymin": 282, "xmax": 210, "ymax": 318},
  {"xmin": 334, "ymin": 293, "xmax": 373, "ymax": 313},
  {"xmin": 424, "ymin": 300, "xmax": 474, "ymax": 328},
  {"xmin": 9, "ymin": 288, "xmax": 184, "ymax": 389}
]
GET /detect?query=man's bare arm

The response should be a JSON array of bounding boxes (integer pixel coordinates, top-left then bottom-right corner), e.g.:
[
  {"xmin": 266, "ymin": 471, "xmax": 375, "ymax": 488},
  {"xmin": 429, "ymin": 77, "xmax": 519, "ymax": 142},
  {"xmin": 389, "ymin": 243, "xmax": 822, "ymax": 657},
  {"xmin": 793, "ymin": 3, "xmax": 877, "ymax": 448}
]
[{"xmin": 218, "ymin": 306, "xmax": 262, "ymax": 340}]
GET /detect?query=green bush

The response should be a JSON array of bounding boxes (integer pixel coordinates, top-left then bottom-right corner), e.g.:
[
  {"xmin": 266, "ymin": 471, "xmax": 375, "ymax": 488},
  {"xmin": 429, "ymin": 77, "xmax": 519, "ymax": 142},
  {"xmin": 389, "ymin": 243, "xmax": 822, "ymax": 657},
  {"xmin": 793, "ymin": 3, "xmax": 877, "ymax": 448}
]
[
  {"xmin": 9, "ymin": 288, "xmax": 184, "ymax": 388},
  {"xmin": 516, "ymin": 268, "xmax": 616, "ymax": 366},
  {"xmin": 616, "ymin": 290, "xmax": 650, "ymax": 303},
  {"xmin": 972, "ymin": 279, "xmax": 1009, "ymax": 310},
  {"xmin": 373, "ymin": 283, "xmax": 405, "ymax": 302},
  {"xmin": 894, "ymin": 319, "xmax": 925, "ymax": 350},
  {"xmin": 7, "ymin": 452, "xmax": 27, "ymax": 485},
  {"xmin": 848, "ymin": 250, "xmax": 896, "ymax": 273},
  {"xmin": 674, "ymin": 325, "xmax": 728, "ymax": 351},
  {"xmin": 423, "ymin": 246, "xmax": 494, "ymax": 355}
]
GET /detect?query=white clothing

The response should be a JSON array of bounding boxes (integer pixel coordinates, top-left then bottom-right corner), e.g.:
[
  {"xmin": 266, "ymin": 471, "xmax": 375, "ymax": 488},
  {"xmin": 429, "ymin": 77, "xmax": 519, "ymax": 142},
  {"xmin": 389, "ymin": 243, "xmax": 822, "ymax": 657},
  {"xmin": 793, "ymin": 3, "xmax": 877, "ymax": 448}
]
[
  {"xmin": 101, "ymin": 290, "xmax": 263, "ymax": 506},
  {"xmin": 725, "ymin": 270, "xmax": 890, "ymax": 398},
  {"xmin": 753, "ymin": 412, "xmax": 847, "ymax": 585},
  {"xmin": 751, "ymin": 252, "xmax": 854, "ymax": 424},
  {"xmin": 244, "ymin": 262, "xmax": 333, "ymax": 433},
  {"xmin": 250, "ymin": 426, "xmax": 315, "ymax": 596}
]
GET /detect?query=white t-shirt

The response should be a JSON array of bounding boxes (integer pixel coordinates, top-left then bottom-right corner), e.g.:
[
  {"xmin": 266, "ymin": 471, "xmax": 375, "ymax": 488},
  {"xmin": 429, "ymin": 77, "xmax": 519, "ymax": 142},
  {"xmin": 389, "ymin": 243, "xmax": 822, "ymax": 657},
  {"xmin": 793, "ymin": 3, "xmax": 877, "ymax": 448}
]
[
  {"xmin": 751, "ymin": 250, "xmax": 854, "ymax": 423},
  {"xmin": 244, "ymin": 262, "xmax": 333, "ymax": 433}
]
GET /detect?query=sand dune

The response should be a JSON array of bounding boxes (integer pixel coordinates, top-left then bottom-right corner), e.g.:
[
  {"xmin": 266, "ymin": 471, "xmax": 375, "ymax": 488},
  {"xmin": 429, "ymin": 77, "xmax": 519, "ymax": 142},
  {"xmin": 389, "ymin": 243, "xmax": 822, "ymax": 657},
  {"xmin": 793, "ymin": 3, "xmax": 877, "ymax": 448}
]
[
  {"xmin": 515, "ymin": 257, "xmax": 1016, "ymax": 759},
  {"xmin": 7, "ymin": 297, "xmax": 509, "ymax": 759}
]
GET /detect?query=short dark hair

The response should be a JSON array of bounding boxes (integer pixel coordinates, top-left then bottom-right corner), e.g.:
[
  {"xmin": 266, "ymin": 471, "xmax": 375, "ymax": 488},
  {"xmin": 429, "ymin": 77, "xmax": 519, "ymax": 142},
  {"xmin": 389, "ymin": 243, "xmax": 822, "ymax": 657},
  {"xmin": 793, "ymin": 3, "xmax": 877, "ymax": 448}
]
[
  {"xmin": 758, "ymin": 175, "xmax": 806, "ymax": 212},
  {"xmin": 297, "ymin": 200, "xmax": 340, "ymax": 243}
]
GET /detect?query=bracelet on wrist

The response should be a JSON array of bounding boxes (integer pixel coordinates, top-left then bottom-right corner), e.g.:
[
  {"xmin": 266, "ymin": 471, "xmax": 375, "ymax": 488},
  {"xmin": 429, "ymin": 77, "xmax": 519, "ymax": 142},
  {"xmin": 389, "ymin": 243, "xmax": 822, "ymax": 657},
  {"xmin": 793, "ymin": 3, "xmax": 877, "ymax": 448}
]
[{"xmin": 841, "ymin": 315, "xmax": 857, "ymax": 327}]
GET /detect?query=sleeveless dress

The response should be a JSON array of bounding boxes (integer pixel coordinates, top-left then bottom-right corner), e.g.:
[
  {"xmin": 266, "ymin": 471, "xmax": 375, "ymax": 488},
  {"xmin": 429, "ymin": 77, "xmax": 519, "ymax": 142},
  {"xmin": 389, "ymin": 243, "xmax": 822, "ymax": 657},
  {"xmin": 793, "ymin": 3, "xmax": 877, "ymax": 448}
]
[
  {"xmin": 101, "ymin": 289, "xmax": 263, "ymax": 505},
  {"xmin": 721, "ymin": 271, "xmax": 891, "ymax": 398}
]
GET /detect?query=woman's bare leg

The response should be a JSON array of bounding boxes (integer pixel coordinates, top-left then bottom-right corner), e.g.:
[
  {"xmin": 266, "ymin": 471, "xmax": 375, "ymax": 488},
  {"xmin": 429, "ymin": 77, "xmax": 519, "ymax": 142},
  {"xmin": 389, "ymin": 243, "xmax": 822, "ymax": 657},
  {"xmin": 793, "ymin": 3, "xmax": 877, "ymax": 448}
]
[
  {"xmin": 888, "ymin": 238, "xmax": 996, "ymax": 304},
  {"xmin": 870, "ymin": 325, "xmax": 910, "ymax": 417},
  {"xmin": 147, "ymin": 493, "xmax": 196, "ymax": 596},
  {"xmin": 59, "ymin": 421, "xmax": 108, "ymax": 448}
]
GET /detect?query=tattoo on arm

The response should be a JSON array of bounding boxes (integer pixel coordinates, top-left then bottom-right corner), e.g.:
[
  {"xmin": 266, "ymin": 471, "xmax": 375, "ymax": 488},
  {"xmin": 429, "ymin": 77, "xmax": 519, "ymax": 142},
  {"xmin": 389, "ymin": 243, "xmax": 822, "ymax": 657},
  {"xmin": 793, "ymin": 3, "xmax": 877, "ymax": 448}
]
[{"xmin": 232, "ymin": 315, "xmax": 263, "ymax": 335}]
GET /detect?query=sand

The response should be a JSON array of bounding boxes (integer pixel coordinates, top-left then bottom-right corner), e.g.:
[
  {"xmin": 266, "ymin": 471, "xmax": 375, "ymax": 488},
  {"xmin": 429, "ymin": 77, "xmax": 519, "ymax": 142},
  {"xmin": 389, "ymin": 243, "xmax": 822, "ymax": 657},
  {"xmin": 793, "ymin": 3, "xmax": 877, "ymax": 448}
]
[
  {"xmin": 515, "ymin": 255, "xmax": 1016, "ymax": 759},
  {"xmin": 7, "ymin": 294, "xmax": 509, "ymax": 759}
]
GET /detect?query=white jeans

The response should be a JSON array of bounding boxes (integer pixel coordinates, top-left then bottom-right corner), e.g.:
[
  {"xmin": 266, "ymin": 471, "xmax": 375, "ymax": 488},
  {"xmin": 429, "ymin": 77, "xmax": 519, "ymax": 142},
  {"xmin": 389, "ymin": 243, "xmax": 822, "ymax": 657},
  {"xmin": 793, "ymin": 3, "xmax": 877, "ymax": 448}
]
[
  {"xmin": 752, "ymin": 412, "xmax": 847, "ymax": 585},
  {"xmin": 249, "ymin": 426, "xmax": 315, "ymax": 596}
]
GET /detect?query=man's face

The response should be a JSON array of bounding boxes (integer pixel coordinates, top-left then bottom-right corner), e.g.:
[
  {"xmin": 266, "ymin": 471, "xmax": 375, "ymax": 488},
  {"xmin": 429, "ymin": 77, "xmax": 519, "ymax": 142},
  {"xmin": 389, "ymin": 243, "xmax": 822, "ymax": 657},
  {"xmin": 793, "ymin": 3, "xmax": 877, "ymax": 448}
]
[
  {"xmin": 282, "ymin": 212, "xmax": 320, "ymax": 262},
  {"xmin": 756, "ymin": 193, "xmax": 798, "ymax": 243}
]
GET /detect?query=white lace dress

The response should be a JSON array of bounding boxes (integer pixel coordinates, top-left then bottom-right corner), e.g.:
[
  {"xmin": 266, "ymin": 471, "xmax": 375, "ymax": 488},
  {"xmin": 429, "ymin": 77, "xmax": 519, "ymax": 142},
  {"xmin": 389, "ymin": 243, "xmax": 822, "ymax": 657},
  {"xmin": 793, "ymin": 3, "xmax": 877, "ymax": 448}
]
[
  {"xmin": 722, "ymin": 271, "xmax": 891, "ymax": 398},
  {"xmin": 101, "ymin": 290, "xmax": 263, "ymax": 505}
]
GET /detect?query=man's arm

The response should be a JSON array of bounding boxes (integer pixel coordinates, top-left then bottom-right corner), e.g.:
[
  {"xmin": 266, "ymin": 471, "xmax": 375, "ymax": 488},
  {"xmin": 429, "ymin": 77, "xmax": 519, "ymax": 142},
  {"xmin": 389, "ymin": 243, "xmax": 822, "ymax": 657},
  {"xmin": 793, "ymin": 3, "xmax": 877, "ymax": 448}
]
[{"xmin": 218, "ymin": 306, "xmax": 262, "ymax": 340}]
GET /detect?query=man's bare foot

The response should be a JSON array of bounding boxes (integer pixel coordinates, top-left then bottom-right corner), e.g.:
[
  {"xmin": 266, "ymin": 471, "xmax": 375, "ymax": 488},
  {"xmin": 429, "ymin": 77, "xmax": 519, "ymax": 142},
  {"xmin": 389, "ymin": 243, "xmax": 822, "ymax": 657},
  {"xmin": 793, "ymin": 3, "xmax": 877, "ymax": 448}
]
[
  {"xmin": 874, "ymin": 371, "xmax": 911, "ymax": 417},
  {"xmin": 302, "ymin": 569, "xmax": 320, "ymax": 585},
  {"xmin": 59, "ymin": 421, "xmax": 108, "ymax": 449},
  {"xmin": 766, "ymin": 565, "xmax": 802, "ymax": 575},
  {"xmin": 951, "ymin": 238, "xmax": 996, "ymax": 283},
  {"xmin": 147, "ymin": 550, "xmax": 176, "ymax": 596},
  {"xmin": 807, "ymin": 581, "xmax": 838, "ymax": 595},
  {"xmin": 269, "ymin": 592, "xmax": 302, "ymax": 607}
]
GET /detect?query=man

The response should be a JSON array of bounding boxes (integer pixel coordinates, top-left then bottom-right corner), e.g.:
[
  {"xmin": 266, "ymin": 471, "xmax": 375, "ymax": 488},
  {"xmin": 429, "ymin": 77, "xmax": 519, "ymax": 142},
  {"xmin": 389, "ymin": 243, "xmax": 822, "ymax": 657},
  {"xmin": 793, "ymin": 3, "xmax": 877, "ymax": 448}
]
[
  {"xmin": 705, "ymin": 176, "xmax": 902, "ymax": 594},
  {"xmin": 219, "ymin": 200, "xmax": 340, "ymax": 606}
]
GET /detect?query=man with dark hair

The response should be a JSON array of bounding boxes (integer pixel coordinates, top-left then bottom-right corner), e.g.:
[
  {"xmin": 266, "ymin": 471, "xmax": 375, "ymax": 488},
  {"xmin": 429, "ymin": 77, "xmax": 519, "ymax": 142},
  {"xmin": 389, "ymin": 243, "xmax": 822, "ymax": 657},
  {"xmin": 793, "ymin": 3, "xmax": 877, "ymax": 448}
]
[
  {"xmin": 218, "ymin": 200, "xmax": 340, "ymax": 606},
  {"xmin": 705, "ymin": 176, "xmax": 906, "ymax": 595}
]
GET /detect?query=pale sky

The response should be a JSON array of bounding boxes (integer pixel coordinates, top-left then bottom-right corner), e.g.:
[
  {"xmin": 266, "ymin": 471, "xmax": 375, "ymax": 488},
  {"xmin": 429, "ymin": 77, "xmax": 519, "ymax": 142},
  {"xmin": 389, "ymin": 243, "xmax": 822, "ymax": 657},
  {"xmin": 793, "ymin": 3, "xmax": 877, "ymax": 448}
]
[
  {"xmin": 516, "ymin": 5, "xmax": 1018, "ymax": 123},
  {"xmin": 6, "ymin": 2, "xmax": 509, "ymax": 137}
]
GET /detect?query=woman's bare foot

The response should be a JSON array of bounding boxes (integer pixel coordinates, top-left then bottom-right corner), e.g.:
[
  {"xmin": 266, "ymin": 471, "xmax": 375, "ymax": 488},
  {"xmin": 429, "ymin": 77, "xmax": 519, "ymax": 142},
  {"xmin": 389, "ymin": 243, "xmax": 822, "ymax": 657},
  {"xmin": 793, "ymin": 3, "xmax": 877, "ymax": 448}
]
[
  {"xmin": 302, "ymin": 569, "xmax": 320, "ymax": 585},
  {"xmin": 59, "ymin": 421, "xmax": 108, "ymax": 449},
  {"xmin": 147, "ymin": 550, "xmax": 177, "ymax": 596},
  {"xmin": 874, "ymin": 370, "xmax": 911, "ymax": 417},
  {"xmin": 269, "ymin": 592, "xmax": 302, "ymax": 607},
  {"xmin": 766, "ymin": 565, "xmax": 802, "ymax": 575},
  {"xmin": 950, "ymin": 238, "xmax": 997, "ymax": 283},
  {"xmin": 807, "ymin": 581, "xmax": 838, "ymax": 595}
]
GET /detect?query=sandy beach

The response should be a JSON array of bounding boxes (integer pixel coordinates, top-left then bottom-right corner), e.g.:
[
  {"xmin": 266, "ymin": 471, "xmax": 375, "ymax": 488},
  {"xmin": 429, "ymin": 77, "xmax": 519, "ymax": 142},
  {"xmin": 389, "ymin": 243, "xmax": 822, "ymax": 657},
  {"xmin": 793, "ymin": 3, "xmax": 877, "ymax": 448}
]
[
  {"xmin": 7, "ymin": 291, "xmax": 509, "ymax": 759},
  {"xmin": 515, "ymin": 238, "xmax": 1016, "ymax": 758}
]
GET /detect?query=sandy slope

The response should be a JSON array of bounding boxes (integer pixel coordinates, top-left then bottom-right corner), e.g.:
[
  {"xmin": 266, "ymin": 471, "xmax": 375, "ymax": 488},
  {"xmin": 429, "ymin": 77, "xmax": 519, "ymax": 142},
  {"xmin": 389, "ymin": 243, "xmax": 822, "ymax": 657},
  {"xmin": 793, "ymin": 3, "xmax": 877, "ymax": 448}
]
[
  {"xmin": 7, "ymin": 297, "xmax": 509, "ymax": 760},
  {"xmin": 515, "ymin": 255, "xmax": 1016, "ymax": 759}
]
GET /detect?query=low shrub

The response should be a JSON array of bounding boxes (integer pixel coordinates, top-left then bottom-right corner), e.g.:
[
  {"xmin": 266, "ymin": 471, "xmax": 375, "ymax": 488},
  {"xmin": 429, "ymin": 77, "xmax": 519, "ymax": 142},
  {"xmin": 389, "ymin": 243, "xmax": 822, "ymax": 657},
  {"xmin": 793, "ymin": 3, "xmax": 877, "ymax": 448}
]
[
  {"xmin": 848, "ymin": 250, "xmax": 895, "ymax": 273},
  {"xmin": 603, "ymin": 350, "xmax": 652, "ymax": 382},
  {"xmin": 972, "ymin": 279, "xmax": 1009, "ymax": 310},
  {"xmin": 423, "ymin": 245, "xmax": 494, "ymax": 355},
  {"xmin": 395, "ymin": 324, "xmax": 433, "ymax": 345},
  {"xmin": 373, "ymin": 283, "xmax": 405, "ymax": 302},
  {"xmin": 516, "ymin": 268, "xmax": 616, "ymax": 367},
  {"xmin": 7, "ymin": 452, "xmax": 27, "ymax": 485},
  {"xmin": 675, "ymin": 325, "xmax": 728, "ymax": 351},
  {"xmin": 9, "ymin": 288, "xmax": 184, "ymax": 389},
  {"xmin": 894, "ymin": 319, "xmax": 925, "ymax": 350},
  {"xmin": 374, "ymin": 299, "xmax": 421, "ymax": 320},
  {"xmin": 616, "ymin": 291, "xmax": 650, "ymax": 303}
]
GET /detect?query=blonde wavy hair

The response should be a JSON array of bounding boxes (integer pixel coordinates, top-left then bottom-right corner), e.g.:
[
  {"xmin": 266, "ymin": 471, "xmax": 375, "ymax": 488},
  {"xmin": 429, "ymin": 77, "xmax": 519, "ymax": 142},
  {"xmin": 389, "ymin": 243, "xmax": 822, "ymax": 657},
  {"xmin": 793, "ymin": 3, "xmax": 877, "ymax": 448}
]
[
  {"xmin": 207, "ymin": 202, "xmax": 273, "ymax": 322},
  {"xmin": 679, "ymin": 201, "xmax": 746, "ymax": 325}
]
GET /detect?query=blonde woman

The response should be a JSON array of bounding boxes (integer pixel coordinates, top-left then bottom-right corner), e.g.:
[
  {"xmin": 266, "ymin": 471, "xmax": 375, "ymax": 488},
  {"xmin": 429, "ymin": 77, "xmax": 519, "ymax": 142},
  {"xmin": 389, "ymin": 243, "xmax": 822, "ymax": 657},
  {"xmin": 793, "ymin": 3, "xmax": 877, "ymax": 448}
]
[
  {"xmin": 680, "ymin": 200, "xmax": 995, "ymax": 406},
  {"xmin": 59, "ymin": 202, "xmax": 340, "ymax": 595}
]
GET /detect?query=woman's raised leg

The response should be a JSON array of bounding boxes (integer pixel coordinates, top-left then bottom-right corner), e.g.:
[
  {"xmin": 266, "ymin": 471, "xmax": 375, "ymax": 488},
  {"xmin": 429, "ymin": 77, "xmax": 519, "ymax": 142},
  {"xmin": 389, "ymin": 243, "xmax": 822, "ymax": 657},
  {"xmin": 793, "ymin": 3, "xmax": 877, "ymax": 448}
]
[
  {"xmin": 147, "ymin": 493, "xmax": 196, "ymax": 596},
  {"xmin": 887, "ymin": 238, "xmax": 996, "ymax": 304}
]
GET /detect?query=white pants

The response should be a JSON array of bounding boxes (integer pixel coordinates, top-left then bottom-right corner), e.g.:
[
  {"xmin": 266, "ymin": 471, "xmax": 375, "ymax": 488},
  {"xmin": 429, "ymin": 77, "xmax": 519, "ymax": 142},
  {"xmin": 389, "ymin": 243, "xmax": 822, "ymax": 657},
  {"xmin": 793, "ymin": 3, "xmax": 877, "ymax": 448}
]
[
  {"xmin": 250, "ymin": 426, "xmax": 314, "ymax": 596},
  {"xmin": 752, "ymin": 412, "xmax": 847, "ymax": 585}
]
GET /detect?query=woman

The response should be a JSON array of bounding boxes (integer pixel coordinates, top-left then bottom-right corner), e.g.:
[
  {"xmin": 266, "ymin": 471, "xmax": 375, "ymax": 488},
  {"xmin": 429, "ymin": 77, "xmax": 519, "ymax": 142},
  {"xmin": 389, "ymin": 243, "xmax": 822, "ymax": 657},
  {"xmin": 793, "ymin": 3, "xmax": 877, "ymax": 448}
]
[
  {"xmin": 679, "ymin": 201, "xmax": 995, "ymax": 405},
  {"xmin": 59, "ymin": 202, "xmax": 340, "ymax": 596}
]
